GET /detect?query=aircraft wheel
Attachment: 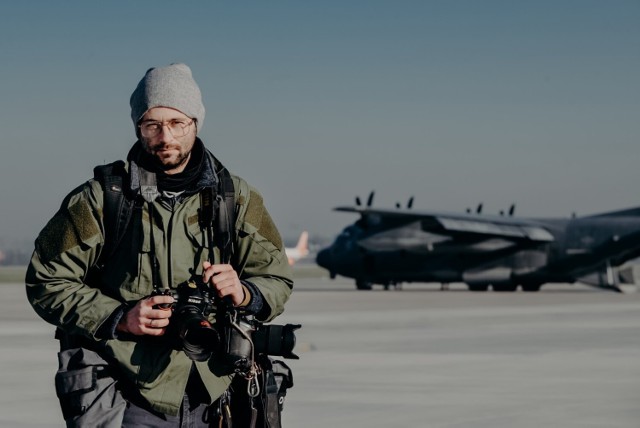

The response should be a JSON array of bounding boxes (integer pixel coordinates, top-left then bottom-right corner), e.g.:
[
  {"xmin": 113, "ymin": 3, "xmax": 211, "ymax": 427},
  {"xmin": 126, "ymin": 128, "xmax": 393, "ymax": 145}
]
[
  {"xmin": 356, "ymin": 280, "xmax": 373, "ymax": 290},
  {"xmin": 468, "ymin": 284, "xmax": 489, "ymax": 292},
  {"xmin": 521, "ymin": 284, "xmax": 542, "ymax": 292},
  {"xmin": 492, "ymin": 284, "xmax": 517, "ymax": 292}
]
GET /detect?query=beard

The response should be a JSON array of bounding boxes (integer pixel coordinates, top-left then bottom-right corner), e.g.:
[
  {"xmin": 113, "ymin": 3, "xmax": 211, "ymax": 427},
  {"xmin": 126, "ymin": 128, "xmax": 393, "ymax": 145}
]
[{"xmin": 141, "ymin": 137, "xmax": 195, "ymax": 173}]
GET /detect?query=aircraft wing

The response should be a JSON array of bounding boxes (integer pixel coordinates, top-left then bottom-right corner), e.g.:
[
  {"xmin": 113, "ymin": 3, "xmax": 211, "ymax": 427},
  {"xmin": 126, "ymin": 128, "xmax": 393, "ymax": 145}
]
[{"xmin": 334, "ymin": 206, "xmax": 555, "ymax": 243}]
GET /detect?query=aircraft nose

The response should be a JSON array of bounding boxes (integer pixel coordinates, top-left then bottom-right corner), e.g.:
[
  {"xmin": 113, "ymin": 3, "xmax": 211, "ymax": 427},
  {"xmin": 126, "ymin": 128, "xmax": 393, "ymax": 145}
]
[{"xmin": 316, "ymin": 248, "xmax": 332, "ymax": 269}]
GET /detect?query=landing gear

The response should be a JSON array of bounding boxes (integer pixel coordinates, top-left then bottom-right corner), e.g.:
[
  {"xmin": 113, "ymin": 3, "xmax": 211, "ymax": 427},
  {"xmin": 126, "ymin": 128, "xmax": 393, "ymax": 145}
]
[
  {"xmin": 492, "ymin": 284, "xmax": 518, "ymax": 292},
  {"xmin": 521, "ymin": 283, "xmax": 542, "ymax": 292},
  {"xmin": 467, "ymin": 284, "xmax": 489, "ymax": 292},
  {"xmin": 355, "ymin": 280, "xmax": 373, "ymax": 290}
]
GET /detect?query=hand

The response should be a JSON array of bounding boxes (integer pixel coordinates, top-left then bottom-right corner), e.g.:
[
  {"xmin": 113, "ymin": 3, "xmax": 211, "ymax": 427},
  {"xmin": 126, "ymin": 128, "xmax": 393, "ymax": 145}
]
[
  {"xmin": 116, "ymin": 294, "xmax": 174, "ymax": 336},
  {"xmin": 202, "ymin": 261, "xmax": 245, "ymax": 306}
]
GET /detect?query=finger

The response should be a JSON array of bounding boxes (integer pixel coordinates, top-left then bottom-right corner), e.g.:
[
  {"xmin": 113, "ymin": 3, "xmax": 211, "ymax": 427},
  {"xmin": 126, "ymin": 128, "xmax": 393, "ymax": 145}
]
[
  {"xmin": 209, "ymin": 269, "xmax": 238, "ymax": 286},
  {"xmin": 149, "ymin": 308, "xmax": 173, "ymax": 319},
  {"xmin": 202, "ymin": 261, "xmax": 216, "ymax": 282},
  {"xmin": 215, "ymin": 281, "xmax": 244, "ymax": 305},
  {"xmin": 214, "ymin": 280, "xmax": 232, "ymax": 294},
  {"xmin": 209, "ymin": 271, "xmax": 228, "ymax": 287},
  {"xmin": 147, "ymin": 317, "xmax": 170, "ymax": 328},
  {"xmin": 138, "ymin": 319, "xmax": 168, "ymax": 336},
  {"xmin": 147, "ymin": 295, "xmax": 174, "ymax": 307},
  {"xmin": 210, "ymin": 276, "xmax": 236, "ymax": 294},
  {"xmin": 202, "ymin": 263, "xmax": 232, "ymax": 282}
]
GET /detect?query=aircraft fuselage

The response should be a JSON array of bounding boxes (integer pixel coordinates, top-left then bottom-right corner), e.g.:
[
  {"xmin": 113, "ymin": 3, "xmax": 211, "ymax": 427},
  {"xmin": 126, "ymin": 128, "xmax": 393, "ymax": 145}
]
[{"xmin": 316, "ymin": 210, "xmax": 640, "ymax": 291}]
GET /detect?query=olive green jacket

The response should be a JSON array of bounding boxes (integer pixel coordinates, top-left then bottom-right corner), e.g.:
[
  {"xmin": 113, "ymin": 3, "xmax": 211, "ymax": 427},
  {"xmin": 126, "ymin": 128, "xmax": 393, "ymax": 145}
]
[{"xmin": 25, "ymin": 155, "xmax": 293, "ymax": 416}]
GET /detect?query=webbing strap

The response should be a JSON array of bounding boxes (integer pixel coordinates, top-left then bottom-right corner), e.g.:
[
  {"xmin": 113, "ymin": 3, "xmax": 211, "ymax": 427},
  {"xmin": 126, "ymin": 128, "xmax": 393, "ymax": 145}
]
[
  {"xmin": 215, "ymin": 165, "xmax": 236, "ymax": 264},
  {"xmin": 94, "ymin": 157, "xmax": 236, "ymax": 269},
  {"xmin": 93, "ymin": 161, "xmax": 135, "ymax": 270}
]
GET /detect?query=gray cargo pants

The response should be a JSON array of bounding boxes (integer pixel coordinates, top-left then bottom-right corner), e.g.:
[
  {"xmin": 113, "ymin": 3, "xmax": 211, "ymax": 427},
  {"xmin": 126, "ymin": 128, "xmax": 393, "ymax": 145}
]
[{"xmin": 55, "ymin": 347, "xmax": 224, "ymax": 427}]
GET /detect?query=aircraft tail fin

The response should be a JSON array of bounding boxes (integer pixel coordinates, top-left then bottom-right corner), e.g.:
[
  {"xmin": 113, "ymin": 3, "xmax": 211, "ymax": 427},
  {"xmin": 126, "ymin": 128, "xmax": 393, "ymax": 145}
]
[
  {"xmin": 296, "ymin": 230, "xmax": 309, "ymax": 255},
  {"xmin": 286, "ymin": 231, "xmax": 309, "ymax": 265}
]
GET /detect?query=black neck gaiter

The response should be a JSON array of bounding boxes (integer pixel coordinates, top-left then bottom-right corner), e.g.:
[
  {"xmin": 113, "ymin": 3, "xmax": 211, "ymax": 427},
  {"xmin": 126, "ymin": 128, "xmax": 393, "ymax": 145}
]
[{"xmin": 136, "ymin": 139, "xmax": 206, "ymax": 193}]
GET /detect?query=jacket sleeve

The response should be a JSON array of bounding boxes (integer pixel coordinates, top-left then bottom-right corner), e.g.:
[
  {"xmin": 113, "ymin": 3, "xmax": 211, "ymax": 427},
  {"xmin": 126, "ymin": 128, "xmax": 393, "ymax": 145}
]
[
  {"xmin": 25, "ymin": 180, "xmax": 123, "ymax": 339},
  {"xmin": 232, "ymin": 178, "xmax": 293, "ymax": 322}
]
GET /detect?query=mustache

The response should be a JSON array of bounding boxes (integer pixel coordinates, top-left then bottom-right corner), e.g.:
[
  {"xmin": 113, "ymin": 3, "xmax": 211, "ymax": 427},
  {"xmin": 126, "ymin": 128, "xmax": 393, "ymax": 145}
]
[{"xmin": 149, "ymin": 142, "xmax": 181, "ymax": 152}]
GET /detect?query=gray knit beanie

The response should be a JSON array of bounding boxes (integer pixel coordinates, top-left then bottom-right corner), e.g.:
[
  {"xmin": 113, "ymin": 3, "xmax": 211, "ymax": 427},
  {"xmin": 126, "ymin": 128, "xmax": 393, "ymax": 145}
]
[{"xmin": 130, "ymin": 63, "xmax": 205, "ymax": 134}]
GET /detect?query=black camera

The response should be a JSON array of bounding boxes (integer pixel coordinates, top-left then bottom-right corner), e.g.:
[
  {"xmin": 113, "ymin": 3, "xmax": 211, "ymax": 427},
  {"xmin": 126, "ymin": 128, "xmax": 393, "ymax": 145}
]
[
  {"xmin": 221, "ymin": 312, "xmax": 300, "ymax": 373},
  {"xmin": 152, "ymin": 279, "xmax": 301, "ymax": 368},
  {"xmin": 152, "ymin": 279, "xmax": 219, "ymax": 362}
]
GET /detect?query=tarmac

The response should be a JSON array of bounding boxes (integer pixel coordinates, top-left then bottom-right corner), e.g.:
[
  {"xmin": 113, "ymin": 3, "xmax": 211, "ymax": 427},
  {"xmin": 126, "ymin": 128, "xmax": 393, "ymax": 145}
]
[{"xmin": 2, "ymin": 275, "xmax": 640, "ymax": 427}]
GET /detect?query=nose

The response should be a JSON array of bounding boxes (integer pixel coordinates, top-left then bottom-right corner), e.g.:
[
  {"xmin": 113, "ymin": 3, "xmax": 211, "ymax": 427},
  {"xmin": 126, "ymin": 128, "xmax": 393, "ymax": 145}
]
[
  {"xmin": 158, "ymin": 123, "xmax": 175, "ymax": 140},
  {"xmin": 316, "ymin": 248, "xmax": 331, "ymax": 269}
]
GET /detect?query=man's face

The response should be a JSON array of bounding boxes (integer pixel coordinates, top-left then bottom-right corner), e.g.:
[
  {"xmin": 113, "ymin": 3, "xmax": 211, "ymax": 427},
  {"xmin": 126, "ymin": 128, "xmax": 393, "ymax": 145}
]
[{"xmin": 139, "ymin": 107, "xmax": 197, "ymax": 175}]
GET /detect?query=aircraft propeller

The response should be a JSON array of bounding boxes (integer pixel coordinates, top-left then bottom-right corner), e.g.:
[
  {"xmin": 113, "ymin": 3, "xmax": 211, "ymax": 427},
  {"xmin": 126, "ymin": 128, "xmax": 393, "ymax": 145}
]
[
  {"xmin": 366, "ymin": 191, "xmax": 375, "ymax": 207},
  {"xmin": 354, "ymin": 191, "xmax": 375, "ymax": 208},
  {"xmin": 395, "ymin": 197, "xmax": 415, "ymax": 210}
]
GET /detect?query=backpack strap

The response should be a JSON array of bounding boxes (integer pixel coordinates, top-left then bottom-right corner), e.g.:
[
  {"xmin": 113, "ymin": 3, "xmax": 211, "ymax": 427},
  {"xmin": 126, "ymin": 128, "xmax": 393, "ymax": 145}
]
[
  {"xmin": 93, "ymin": 157, "xmax": 236, "ymax": 269},
  {"xmin": 217, "ymin": 166, "xmax": 236, "ymax": 264},
  {"xmin": 93, "ymin": 160, "xmax": 136, "ymax": 270}
]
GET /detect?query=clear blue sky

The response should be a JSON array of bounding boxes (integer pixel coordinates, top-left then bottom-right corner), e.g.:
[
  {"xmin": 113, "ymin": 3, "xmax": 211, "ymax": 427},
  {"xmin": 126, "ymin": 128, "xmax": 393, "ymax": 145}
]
[{"xmin": 0, "ymin": 1, "xmax": 638, "ymax": 246}]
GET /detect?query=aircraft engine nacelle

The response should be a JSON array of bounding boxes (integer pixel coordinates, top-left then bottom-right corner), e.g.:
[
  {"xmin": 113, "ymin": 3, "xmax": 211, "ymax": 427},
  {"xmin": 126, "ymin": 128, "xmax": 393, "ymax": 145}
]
[{"xmin": 463, "ymin": 267, "xmax": 513, "ymax": 286}]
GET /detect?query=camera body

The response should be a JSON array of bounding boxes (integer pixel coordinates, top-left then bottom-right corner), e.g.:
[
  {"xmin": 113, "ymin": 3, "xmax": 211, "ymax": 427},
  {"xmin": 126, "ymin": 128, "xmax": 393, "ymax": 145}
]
[
  {"xmin": 222, "ymin": 312, "xmax": 301, "ymax": 373},
  {"xmin": 152, "ymin": 279, "xmax": 219, "ymax": 362},
  {"xmin": 152, "ymin": 279, "xmax": 300, "ymax": 369}
]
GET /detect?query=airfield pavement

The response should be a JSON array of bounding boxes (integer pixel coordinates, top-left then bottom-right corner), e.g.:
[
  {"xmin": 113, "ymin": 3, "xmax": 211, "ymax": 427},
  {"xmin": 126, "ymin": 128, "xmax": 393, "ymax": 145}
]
[{"xmin": 1, "ymin": 271, "xmax": 640, "ymax": 428}]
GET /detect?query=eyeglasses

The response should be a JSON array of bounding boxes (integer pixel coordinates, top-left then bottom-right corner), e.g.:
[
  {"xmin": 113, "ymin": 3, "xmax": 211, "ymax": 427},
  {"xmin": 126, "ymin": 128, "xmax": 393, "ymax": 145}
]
[{"xmin": 139, "ymin": 118, "xmax": 195, "ymax": 138}]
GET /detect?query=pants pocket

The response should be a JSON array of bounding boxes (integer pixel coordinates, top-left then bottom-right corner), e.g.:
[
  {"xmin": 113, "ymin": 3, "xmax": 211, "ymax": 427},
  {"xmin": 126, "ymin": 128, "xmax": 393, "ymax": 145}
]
[
  {"xmin": 54, "ymin": 348, "xmax": 126, "ymax": 426},
  {"xmin": 55, "ymin": 366, "xmax": 98, "ymax": 420}
]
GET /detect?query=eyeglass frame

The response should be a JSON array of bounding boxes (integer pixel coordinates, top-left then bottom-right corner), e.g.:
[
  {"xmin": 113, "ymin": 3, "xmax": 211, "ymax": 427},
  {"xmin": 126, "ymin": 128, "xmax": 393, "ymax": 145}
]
[{"xmin": 138, "ymin": 118, "xmax": 196, "ymax": 138}]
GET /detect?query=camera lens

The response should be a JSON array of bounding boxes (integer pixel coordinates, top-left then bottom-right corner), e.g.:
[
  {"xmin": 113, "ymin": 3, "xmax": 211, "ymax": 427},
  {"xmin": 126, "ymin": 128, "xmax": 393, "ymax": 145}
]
[
  {"xmin": 177, "ymin": 310, "xmax": 220, "ymax": 362},
  {"xmin": 253, "ymin": 324, "xmax": 301, "ymax": 359}
]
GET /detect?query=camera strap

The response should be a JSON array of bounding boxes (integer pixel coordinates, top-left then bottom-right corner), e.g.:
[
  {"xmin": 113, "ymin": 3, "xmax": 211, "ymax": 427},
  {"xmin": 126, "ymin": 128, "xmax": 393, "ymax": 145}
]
[
  {"xmin": 199, "ymin": 160, "xmax": 236, "ymax": 265},
  {"xmin": 199, "ymin": 185, "xmax": 216, "ymax": 264},
  {"xmin": 138, "ymin": 168, "xmax": 162, "ymax": 290}
]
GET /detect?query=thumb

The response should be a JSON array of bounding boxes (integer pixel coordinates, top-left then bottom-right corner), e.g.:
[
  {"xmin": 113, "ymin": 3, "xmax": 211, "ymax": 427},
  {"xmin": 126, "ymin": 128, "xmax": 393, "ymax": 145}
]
[{"xmin": 202, "ymin": 260, "xmax": 212, "ymax": 270}]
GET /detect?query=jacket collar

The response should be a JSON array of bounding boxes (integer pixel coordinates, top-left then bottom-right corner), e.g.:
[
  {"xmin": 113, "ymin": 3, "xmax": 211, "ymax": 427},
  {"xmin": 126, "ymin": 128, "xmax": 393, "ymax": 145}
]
[{"xmin": 127, "ymin": 139, "xmax": 219, "ymax": 200}]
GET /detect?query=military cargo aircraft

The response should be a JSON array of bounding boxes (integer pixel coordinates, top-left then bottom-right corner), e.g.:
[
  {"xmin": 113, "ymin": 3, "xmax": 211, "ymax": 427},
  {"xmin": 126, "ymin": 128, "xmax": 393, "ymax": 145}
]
[{"xmin": 316, "ymin": 192, "xmax": 640, "ymax": 292}]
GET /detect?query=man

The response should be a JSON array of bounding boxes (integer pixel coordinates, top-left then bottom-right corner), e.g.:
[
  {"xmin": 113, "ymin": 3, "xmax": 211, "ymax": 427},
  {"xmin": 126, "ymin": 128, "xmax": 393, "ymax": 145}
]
[{"xmin": 26, "ymin": 63, "xmax": 293, "ymax": 427}]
